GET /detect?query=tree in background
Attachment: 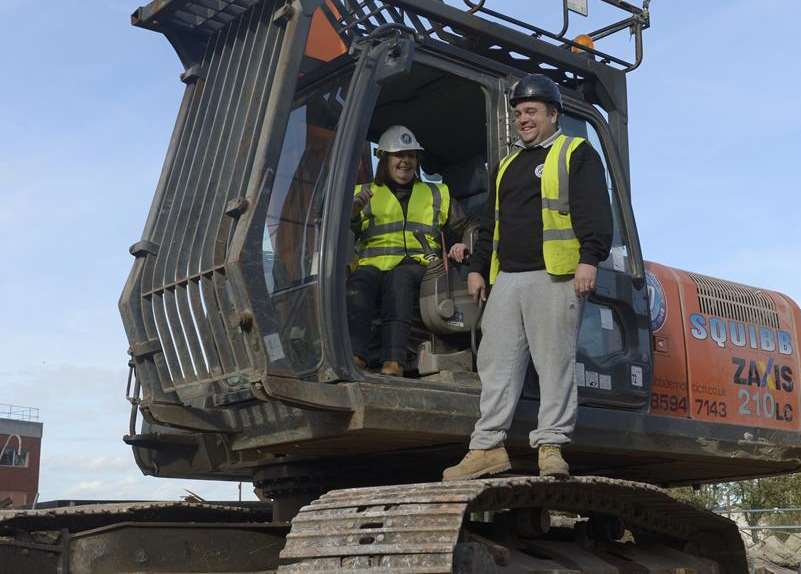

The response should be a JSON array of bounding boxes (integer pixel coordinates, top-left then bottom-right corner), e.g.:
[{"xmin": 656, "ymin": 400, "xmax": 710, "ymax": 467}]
[{"xmin": 673, "ymin": 474, "xmax": 801, "ymax": 543}]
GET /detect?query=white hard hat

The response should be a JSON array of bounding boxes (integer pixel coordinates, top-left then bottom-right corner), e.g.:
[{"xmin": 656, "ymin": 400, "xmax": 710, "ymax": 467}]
[{"xmin": 376, "ymin": 125, "xmax": 424, "ymax": 155}]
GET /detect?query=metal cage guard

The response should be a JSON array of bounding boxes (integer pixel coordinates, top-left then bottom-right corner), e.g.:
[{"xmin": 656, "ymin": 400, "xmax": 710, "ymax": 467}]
[
  {"xmin": 133, "ymin": 0, "xmax": 650, "ymax": 72},
  {"xmin": 327, "ymin": 0, "xmax": 650, "ymax": 72}
]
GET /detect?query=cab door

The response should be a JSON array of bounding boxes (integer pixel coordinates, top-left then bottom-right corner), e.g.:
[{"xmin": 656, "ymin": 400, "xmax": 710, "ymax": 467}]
[
  {"xmin": 519, "ymin": 102, "xmax": 652, "ymax": 409},
  {"xmin": 564, "ymin": 106, "xmax": 652, "ymax": 409}
]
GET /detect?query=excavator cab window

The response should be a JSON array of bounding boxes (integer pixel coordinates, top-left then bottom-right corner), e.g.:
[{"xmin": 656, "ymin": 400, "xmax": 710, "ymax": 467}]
[
  {"xmin": 563, "ymin": 115, "xmax": 630, "ymax": 272},
  {"xmin": 559, "ymin": 114, "xmax": 630, "ymax": 361},
  {"xmin": 261, "ymin": 64, "xmax": 361, "ymax": 376}
]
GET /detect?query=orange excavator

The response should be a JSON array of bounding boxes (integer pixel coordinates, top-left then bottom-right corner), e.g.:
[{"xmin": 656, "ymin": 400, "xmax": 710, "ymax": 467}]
[{"xmin": 2, "ymin": 1, "xmax": 799, "ymax": 572}]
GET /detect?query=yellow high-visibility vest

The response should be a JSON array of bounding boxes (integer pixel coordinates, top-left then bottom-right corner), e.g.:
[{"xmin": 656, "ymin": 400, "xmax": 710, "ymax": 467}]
[
  {"xmin": 489, "ymin": 134, "xmax": 585, "ymax": 284},
  {"xmin": 355, "ymin": 180, "xmax": 450, "ymax": 271}
]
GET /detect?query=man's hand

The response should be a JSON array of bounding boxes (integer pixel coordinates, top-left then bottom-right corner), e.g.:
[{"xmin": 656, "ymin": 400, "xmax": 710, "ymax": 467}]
[
  {"xmin": 574, "ymin": 263, "xmax": 597, "ymax": 298},
  {"xmin": 448, "ymin": 243, "xmax": 468, "ymax": 263},
  {"xmin": 467, "ymin": 272, "xmax": 487, "ymax": 303},
  {"xmin": 351, "ymin": 187, "xmax": 373, "ymax": 218}
]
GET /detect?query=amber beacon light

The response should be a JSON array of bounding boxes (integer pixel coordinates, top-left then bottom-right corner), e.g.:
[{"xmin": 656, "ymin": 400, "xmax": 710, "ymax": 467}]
[{"xmin": 571, "ymin": 33, "xmax": 596, "ymax": 54}]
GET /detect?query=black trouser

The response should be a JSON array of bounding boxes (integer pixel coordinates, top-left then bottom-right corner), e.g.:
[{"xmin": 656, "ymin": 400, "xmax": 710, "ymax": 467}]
[{"xmin": 347, "ymin": 261, "xmax": 427, "ymax": 366}]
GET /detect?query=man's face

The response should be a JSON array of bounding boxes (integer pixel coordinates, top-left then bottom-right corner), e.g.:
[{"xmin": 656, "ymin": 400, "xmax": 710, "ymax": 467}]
[
  {"xmin": 514, "ymin": 100, "xmax": 558, "ymax": 145},
  {"xmin": 387, "ymin": 151, "xmax": 418, "ymax": 185}
]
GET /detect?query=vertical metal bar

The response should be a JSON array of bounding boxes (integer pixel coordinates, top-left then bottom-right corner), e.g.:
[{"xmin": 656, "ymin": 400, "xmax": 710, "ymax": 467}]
[
  {"xmin": 196, "ymin": 268, "xmax": 234, "ymax": 374},
  {"xmin": 362, "ymin": 0, "xmax": 389, "ymax": 25},
  {"xmin": 321, "ymin": 0, "xmax": 350, "ymax": 38},
  {"xmin": 176, "ymin": 5, "xmax": 263, "ymax": 381},
  {"xmin": 135, "ymin": 55, "xmax": 213, "ymax": 392},
  {"xmin": 155, "ymin": 24, "xmax": 236, "ymax": 382},
  {"xmin": 186, "ymin": 275, "xmax": 221, "ymax": 373},
  {"xmin": 143, "ymin": 27, "xmax": 225, "ymax": 388},
  {"xmin": 175, "ymin": 287, "xmax": 211, "ymax": 378},
  {"xmin": 219, "ymin": 6, "xmax": 280, "ymax": 255},
  {"xmin": 203, "ymin": 0, "xmax": 283, "ymax": 371},
  {"xmin": 178, "ymin": 10, "xmax": 251, "ymax": 280},
  {"xmin": 123, "ymin": 261, "xmax": 172, "ymax": 394},
  {"xmin": 342, "ymin": 0, "xmax": 374, "ymax": 34},
  {"xmin": 378, "ymin": 1, "xmax": 404, "ymax": 25},
  {"xmin": 325, "ymin": 0, "xmax": 359, "ymax": 44},
  {"xmin": 151, "ymin": 24, "xmax": 227, "ymax": 289},
  {"xmin": 152, "ymin": 291, "xmax": 185, "ymax": 382},
  {"xmin": 168, "ymin": 18, "xmax": 242, "ymax": 376},
  {"xmin": 188, "ymin": 2, "xmax": 269, "ymax": 374},
  {"xmin": 188, "ymin": 1, "xmax": 278, "ymax": 379},
  {"xmin": 187, "ymin": 281, "xmax": 224, "ymax": 377},
  {"xmin": 194, "ymin": 5, "xmax": 265, "ymax": 374},
  {"xmin": 232, "ymin": 7, "xmax": 289, "ymax": 220},
  {"xmin": 164, "ymin": 287, "xmax": 198, "ymax": 380},
  {"xmin": 121, "ymin": 70, "xmax": 198, "ymax": 394},
  {"xmin": 556, "ymin": 0, "xmax": 569, "ymax": 38},
  {"xmin": 404, "ymin": 11, "xmax": 429, "ymax": 35}
]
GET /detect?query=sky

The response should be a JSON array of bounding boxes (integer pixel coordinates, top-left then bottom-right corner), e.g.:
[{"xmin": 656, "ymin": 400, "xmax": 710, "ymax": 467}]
[{"xmin": 0, "ymin": 1, "xmax": 799, "ymax": 502}]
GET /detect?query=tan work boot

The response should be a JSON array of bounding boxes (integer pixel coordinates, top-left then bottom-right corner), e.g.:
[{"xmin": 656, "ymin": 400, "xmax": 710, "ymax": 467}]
[
  {"xmin": 538, "ymin": 445, "xmax": 569, "ymax": 478},
  {"xmin": 353, "ymin": 355, "xmax": 368, "ymax": 370},
  {"xmin": 380, "ymin": 361, "xmax": 403, "ymax": 376},
  {"xmin": 442, "ymin": 447, "xmax": 511, "ymax": 481}
]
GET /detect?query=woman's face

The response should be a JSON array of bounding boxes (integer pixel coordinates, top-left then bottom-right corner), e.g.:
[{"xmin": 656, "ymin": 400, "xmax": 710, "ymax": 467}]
[{"xmin": 387, "ymin": 151, "xmax": 418, "ymax": 186}]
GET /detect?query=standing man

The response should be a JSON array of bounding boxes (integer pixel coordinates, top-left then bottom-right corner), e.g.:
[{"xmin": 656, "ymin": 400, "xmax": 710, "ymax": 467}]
[{"xmin": 442, "ymin": 74, "xmax": 612, "ymax": 480}]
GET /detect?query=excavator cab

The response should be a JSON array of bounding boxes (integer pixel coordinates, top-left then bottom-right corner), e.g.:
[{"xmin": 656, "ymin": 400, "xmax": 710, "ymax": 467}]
[
  {"xmin": 255, "ymin": 6, "xmax": 652, "ymax": 406},
  {"xmin": 122, "ymin": 0, "xmax": 801, "ymax": 540}
]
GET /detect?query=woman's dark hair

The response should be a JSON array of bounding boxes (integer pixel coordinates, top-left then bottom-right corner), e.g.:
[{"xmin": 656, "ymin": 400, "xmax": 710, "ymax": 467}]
[{"xmin": 374, "ymin": 152, "xmax": 421, "ymax": 187}]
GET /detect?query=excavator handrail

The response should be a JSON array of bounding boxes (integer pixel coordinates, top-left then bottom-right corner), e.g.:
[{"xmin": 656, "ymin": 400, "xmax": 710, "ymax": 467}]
[
  {"xmin": 457, "ymin": 0, "xmax": 650, "ymax": 72},
  {"xmin": 133, "ymin": 0, "xmax": 650, "ymax": 73},
  {"xmin": 325, "ymin": 0, "xmax": 651, "ymax": 73}
]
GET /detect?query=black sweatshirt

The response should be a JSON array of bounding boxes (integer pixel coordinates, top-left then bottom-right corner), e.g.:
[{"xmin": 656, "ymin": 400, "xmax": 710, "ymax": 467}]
[{"xmin": 468, "ymin": 137, "xmax": 613, "ymax": 277}]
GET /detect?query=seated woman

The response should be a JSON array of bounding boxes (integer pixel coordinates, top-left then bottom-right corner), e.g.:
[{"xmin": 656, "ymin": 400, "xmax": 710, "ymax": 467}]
[{"xmin": 349, "ymin": 125, "xmax": 471, "ymax": 376}]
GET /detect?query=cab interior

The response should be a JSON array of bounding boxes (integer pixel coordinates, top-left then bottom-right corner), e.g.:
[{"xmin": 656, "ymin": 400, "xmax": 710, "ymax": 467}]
[{"xmin": 349, "ymin": 62, "xmax": 490, "ymax": 377}]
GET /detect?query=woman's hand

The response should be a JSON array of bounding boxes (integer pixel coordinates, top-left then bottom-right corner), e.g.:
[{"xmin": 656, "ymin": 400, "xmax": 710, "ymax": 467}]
[
  {"xmin": 352, "ymin": 187, "xmax": 373, "ymax": 218},
  {"xmin": 448, "ymin": 243, "xmax": 468, "ymax": 263}
]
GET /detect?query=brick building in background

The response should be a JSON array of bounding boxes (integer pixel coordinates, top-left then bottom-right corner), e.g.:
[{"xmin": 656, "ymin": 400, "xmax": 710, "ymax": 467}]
[{"xmin": 0, "ymin": 404, "xmax": 42, "ymax": 508}]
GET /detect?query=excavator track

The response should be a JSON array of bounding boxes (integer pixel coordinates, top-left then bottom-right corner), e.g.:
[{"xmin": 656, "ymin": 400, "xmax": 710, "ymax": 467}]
[{"xmin": 278, "ymin": 476, "xmax": 748, "ymax": 573}]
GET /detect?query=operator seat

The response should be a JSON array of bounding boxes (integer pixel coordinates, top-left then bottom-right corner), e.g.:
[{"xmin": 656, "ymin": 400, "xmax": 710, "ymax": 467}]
[{"xmin": 415, "ymin": 155, "xmax": 488, "ymax": 375}]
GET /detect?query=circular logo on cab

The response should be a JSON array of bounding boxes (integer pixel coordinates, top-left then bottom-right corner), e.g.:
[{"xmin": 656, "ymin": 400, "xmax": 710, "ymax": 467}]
[
  {"xmin": 646, "ymin": 269, "xmax": 667, "ymax": 332},
  {"xmin": 401, "ymin": 133, "xmax": 413, "ymax": 144}
]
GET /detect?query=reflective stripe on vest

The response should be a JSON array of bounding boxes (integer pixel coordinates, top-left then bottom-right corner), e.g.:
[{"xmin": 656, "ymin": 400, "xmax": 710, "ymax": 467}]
[
  {"xmin": 355, "ymin": 180, "xmax": 450, "ymax": 271},
  {"xmin": 489, "ymin": 134, "xmax": 585, "ymax": 284}
]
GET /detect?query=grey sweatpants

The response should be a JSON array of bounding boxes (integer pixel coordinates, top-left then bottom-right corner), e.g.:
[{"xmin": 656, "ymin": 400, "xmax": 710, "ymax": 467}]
[{"xmin": 470, "ymin": 270, "xmax": 581, "ymax": 450}]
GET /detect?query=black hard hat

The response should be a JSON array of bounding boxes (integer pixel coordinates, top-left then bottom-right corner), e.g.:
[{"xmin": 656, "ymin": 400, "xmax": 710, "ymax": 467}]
[{"xmin": 509, "ymin": 74, "xmax": 563, "ymax": 111}]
